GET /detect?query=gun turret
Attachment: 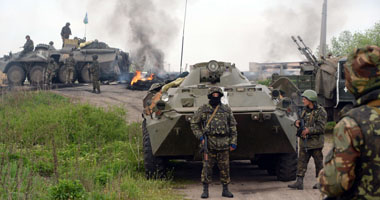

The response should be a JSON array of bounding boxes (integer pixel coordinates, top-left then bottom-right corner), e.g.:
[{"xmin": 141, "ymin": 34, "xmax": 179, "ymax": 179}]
[{"xmin": 291, "ymin": 36, "xmax": 319, "ymax": 68}]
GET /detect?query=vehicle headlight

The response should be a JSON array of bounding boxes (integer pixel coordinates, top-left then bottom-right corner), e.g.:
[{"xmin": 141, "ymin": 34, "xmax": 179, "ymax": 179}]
[
  {"xmin": 161, "ymin": 92, "xmax": 169, "ymax": 102},
  {"xmin": 207, "ymin": 60, "xmax": 219, "ymax": 72}
]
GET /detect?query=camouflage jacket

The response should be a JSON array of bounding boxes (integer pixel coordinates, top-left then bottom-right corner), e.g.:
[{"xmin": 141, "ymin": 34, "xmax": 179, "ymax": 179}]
[
  {"xmin": 23, "ymin": 40, "xmax": 34, "ymax": 52},
  {"xmin": 299, "ymin": 104, "xmax": 327, "ymax": 150},
  {"xmin": 319, "ymin": 89, "xmax": 380, "ymax": 199},
  {"xmin": 61, "ymin": 26, "xmax": 71, "ymax": 39},
  {"xmin": 90, "ymin": 60, "xmax": 100, "ymax": 79},
  {"xmin": 46, "ymin": 61, "xmax": 58, "ymax": 73},
  {"xmin": 190, "ymin": 103, "xmax": 238, "ymax": 151},
  {"xmin": 65, "ymin": 57, "xmax": 76, "ymax": 69}
]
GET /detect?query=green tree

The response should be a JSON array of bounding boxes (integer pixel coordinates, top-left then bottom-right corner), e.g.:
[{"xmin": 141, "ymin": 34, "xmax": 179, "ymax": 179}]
[{"xmin": 330, "ymin": 21, "xmax": 380, "ymax": 56}]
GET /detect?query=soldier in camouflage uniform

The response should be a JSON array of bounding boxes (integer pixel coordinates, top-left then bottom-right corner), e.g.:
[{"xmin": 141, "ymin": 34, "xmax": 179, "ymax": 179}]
[
  {"xmin": 190, "ymin": 87, "xmax": 237, "ymax": 199},
  {"xmin": 65, "ymin": 53, "xmax": 76, "ymax": 85},
  {"xmin": 319, "ymin": 45, "xmax": 380, "ymax": 199},
  {"xmin": 20, "ymin": 35, "xmax": 34, "ymax": 57},
  {"xmin": 61, "ymin": 22, "xmax": 72, "ymax": 45},
  {"xmin": 44, "ymin": 58, "xmax": 58, "ymax": 85},
  {"xmin": 288, "ymin": 89, "xmax": 327, "ymax": 190},
  {"xmin": 90, "ymin": 55, "xmax": 101, "ymax": 94}
]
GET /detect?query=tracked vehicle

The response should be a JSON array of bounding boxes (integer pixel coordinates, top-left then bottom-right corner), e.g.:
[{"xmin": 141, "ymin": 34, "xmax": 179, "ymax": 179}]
[{"xmin": 142, "ymin": 60, "xmax": 298, "ymax": 181}]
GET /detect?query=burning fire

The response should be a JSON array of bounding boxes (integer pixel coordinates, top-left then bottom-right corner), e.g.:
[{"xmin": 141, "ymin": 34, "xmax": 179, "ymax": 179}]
[{"xmin": 130, "ymin": 70, "xmax": 154, "ymax": 85}]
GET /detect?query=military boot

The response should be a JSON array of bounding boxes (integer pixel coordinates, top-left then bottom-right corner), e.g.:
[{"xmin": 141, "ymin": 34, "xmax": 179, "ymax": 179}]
[
  {"xmin": 222, "ymin": 184, "xmax": 233, "ymax": 198},
  {"xmin": 312, "ymin": 183, "xmax": 320, "ymax": 189},
  {"xmin": 92, "ymin": 89, "xmax": 96, "ymax": 93},
  {"xmin": 288, "ymin": 176, "xmax": 303, "ymax": 190},
  {"xmin": 201, "ymin": 183, "xmax": 209, "ymax": 198}
]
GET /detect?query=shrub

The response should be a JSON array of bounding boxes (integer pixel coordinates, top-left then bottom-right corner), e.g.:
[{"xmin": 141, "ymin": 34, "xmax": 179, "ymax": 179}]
[{"xmin": 49, "ymin": 179, "xmax": 87, "ymax": 200}]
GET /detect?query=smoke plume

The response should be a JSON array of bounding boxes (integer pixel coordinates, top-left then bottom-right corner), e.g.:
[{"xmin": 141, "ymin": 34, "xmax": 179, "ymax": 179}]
[
  {"xmin": 91, "ymin": 0, "xmax": 180, "ymax": 73},
  {"xmin": 260, "ymin": 0, "xmax": 354, "ymax": 62}
]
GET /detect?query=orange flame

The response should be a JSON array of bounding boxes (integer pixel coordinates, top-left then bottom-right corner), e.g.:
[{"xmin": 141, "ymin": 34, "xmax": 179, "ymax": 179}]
[{"xmin": 130, "ymin": 70, "xmax": 155, "ymax": 85}]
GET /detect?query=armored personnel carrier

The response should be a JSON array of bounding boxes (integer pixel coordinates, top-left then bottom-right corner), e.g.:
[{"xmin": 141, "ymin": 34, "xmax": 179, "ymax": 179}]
[
  {"xmin": 0, "ymin": 39, "xmax": 130, "ymax": 85},
  {"xmin": 142, "ymin": 60, "xmax": 298, "ymax": 181}
]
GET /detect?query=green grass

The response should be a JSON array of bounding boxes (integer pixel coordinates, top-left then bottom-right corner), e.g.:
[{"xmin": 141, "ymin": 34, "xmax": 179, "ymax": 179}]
[{"xmin": 0, "ymin": 91, "xmax": 182, "ymax": 200}]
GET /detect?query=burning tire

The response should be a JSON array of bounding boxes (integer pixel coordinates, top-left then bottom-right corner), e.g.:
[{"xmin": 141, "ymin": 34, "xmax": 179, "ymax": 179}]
[
  {"xmin": 7, "ymin": 64, "xmax": 26, "ymax": 85},
  {"xmin": 142, "ymin": 119, "xmax": 167, "ymax": 179}
]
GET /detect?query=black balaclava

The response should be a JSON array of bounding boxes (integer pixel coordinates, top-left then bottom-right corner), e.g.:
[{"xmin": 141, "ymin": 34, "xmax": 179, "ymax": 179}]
[{"xmin": 208, "ymin": 92, "xmax": 222, "ymax": 107}]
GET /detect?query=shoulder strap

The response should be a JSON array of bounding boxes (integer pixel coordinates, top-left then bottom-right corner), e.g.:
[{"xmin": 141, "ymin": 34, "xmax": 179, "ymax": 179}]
[{"xmin": 206, "ymin": 105, "xmax": 220, "ymax": 128}]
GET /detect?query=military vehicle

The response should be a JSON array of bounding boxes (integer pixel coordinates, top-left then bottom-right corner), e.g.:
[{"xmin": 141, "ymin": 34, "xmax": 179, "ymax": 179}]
[
  {"xmin": 142, "ymin": 60, "xmax": 298, "ymax": 181},
  {"xmin": 271, "ymin": 36, "xmax": 355, "ymax": 121},
  {"xmin": 0, "ymin": 39, "xmax": 130, "ymax": 85}
]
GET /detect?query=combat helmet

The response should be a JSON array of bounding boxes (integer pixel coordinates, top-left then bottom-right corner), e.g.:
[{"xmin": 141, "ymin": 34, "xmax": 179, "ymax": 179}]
[
  {"xmin": 207, "ymin": 87, "xmax": 224, "ymax": 99},
  {"xmin": 345, "ymin": 45, "xmax": 380, "ymax": 97},
  {"xmin": 301, "ymin": 89, "xmax": 317, "ymax": 102}
]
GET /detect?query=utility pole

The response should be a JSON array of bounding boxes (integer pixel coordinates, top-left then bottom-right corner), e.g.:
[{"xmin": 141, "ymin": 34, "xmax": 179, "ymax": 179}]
[
  {"xmin": 319, "ymin": 0, "xmax": 327, "ymax": 59},
  {"xmin": 180, "ymin": 0, "xmax": 188, "ymax": 73}
]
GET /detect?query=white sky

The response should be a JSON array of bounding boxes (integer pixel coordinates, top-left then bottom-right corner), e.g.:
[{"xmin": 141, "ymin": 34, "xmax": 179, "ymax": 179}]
[{"xmin": 0, "ymin": 0, "xmax": 379, "ymax": 71}]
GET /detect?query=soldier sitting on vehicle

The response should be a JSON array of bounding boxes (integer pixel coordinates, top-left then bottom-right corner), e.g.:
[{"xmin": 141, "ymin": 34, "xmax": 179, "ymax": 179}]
[
  {"xmin": 48, "ymin": 41, "xmax": 56, "ymax": 50},
  {"xmin": 19, "ymin": 35, "xmax": 34, "ymax": 57}
]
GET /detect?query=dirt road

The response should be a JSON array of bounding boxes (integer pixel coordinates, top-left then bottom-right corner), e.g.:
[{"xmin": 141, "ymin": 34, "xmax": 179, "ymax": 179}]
[{"xmin": 54, "ymin": 84, "xmax": 331, "ymax": 200}]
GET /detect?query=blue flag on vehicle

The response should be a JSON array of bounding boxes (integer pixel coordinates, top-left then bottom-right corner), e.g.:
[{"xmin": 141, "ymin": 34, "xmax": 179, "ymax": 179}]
[{"xmin": 83, "ymin": 12, "xmax": 88, "ymax": 24}]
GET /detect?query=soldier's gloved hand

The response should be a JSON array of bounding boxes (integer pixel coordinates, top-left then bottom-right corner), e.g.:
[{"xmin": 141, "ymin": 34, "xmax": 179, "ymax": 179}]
[
  {"xmin": 295, "ymin": 120, "xmax": 300, "ymax": 128},
  {"xmin": 301, "ymin": 128, "xmax": 310, "ymax": 138},
  {"xmin": 230, "ymin": 144, "xmax": 236, "ymax": 151}
]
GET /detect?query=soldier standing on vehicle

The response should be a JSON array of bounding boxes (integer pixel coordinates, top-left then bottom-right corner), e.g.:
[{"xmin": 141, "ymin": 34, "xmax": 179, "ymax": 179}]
[
  {"xmin": 61, "ymin": 22, "xmax": 72, "ymax": 45},
  {"xmin": 20, "ymin": 35, "xmax": 34, "ymax": 57},
  {"xmin": 44, "ymin": 58, "xmax": 58, "ymax": 86},
  {"xmin": 65, "ymin": 53, "xmax": 75, "ymax": 85},
  {"xmin": 190, "ymin": 87, "xmax": 237, "ymax": 199},
  {"xmin": 90, "ymin": 55, "xmax": 101, "ymax": 94},
  {"xmin": 319, "ymin": 45, "xmax": 380, "ymax": 199},
  {"xmin": 288, "ymin": 89, "xmax": 327, "ymax": 190}
]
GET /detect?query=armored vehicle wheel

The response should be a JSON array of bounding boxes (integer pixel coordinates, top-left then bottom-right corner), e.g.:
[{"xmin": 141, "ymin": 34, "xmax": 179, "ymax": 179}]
[
  {"xmin": 7, "ymin": 64, "xmax": 26, "ymax": 85},
  {"xmin": 142, "ymin": 119, "xmax": 167, "ymax": 179},
  {"xmin": 78, "ymin": 63, "xmax": 91, "ymax": 83},
  {"xmin": 275, "ymin": 153, "xmax": 297, "ymax": 181},
  {"xmin": 58, "ymin": 66, "xmax": 77, "ymax": 83},
  {"xmin": 29, "ymin": 64, "xmax": 45, "ymax": 85}
]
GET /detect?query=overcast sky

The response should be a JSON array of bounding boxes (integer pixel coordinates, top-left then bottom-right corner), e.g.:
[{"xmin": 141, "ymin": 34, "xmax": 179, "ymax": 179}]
[{"xmin": 0, "ymin": 0, "xmax": 379, "ymax": 71}]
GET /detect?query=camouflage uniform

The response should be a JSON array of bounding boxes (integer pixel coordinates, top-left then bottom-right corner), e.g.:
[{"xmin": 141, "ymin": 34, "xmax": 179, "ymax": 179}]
[
  {"xmin": 44, "ymin": 59, "xmax": 58, "ymax": 85},
  {"xmin": 61, "ymin": 23, "xmax": 71, "ymax": 42},
  {"xmin": 319, "ymin": 45, "xmax": 380, "ymax": 199},
  {"xmin": 90, "ymin": 55, "xmax": 101, "ymax": 93},
  {"xmin": 20, "ymin": 37, "xmax": 34, "ymax": 57},
  {"xmin": 297, "ymin": 104, "xmax": 327, "ymax": 178},
  {"xmin": 190, "ymin": 87, "xmax": 237, "ymax": 198},
  {"xmin": 65, "ymin": 54, "xmax": 75, "ymax": 84}
]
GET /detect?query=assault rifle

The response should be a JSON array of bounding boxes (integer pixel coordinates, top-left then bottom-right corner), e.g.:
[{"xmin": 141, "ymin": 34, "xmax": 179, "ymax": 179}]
[
  {"xmin": 296, "ymin": 109, "xmax": 308, "ymax": 152},
  {"xmin": 291, "ymin": 35, "xmax": 320, "ymax": 68}
]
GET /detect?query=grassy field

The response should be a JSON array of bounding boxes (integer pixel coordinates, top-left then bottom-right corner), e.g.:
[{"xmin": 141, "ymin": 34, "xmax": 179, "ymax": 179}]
[{"xmin": 0, "ymin": 91, "xmax": 181, "ymax": 200}]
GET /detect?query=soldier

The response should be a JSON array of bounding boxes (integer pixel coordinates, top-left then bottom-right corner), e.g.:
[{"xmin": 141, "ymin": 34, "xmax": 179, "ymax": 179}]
[
  {"xmin": 288, "ymin": 89, "xmax": 327, "ymax": 190},
  {"xmin": 61, "ymin": 22, "xmax": 72, "ymax": 45},
  {"xmin": 48, "ymin": 41, "xmax": 56, "ymax": 50},
  {"xmin": 89, "ymin": 55, "xmax": 101, "ymax": 94},
  {"xmin": 319, "ymin": 45, "xmax": 380, "ymax": 199},
  {"xmin": 190, "ymin": 87, "xmax": 237, "ymax": 198},
  {"xmin": 20, "ymin": 35, "xmax": 34, "ymax": 57},
  {"xmin": 65, "ymin": 53, "xmax": 75, "ymax": 85},
  {"xmin": 44, "ymin": 58, "xmax": 58, "ymax": 85}
]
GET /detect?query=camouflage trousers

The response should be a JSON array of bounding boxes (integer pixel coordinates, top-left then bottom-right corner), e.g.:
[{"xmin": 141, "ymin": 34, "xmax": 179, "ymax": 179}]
[
  {"xmin": 201, "ymin": 150, "xmax": 230, "ymax": 184},
  {"xmin": 297, "ymin": 148, "xmax": 323, "ymax": 177},
  {"xmin": 92, "ymin": 77, "xmax": 100, "ymax": 92},
  {"xmin": 65, "ymin": 68, "xmax": 74, "ymax": 84},
  {"xmin": 44, "ymin": 70, "xmax": 54, "ymax": 85}
]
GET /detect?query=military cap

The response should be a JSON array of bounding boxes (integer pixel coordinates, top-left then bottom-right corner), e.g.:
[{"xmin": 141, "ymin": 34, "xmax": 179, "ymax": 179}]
[
  {"xmin": 208, "ymin": 87, "xmax": 224, "ymax": 98},
  {"xmin": 345, "ymin": 45, "xmax": 380, "ymax": 97},
  {"xmin": 301, "ymin": 89, "xmax": 317, "ymax": 102}
]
